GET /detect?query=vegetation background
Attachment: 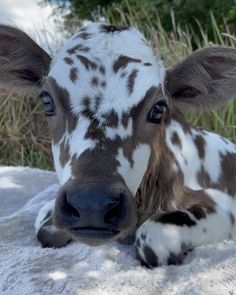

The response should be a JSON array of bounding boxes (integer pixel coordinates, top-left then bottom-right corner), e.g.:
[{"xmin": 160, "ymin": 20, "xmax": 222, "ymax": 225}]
[{"xmin": 1, "ymin": 0, "xmax": 236, "ymax": 169}]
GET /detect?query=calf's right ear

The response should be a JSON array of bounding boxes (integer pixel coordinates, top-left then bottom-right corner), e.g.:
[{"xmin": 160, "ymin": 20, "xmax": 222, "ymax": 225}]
[
  {"xmin": 165, "ymin": 46, "xmax": 236, "ymax": 110},
  {"xmin": 0, "ymin": 25, "xmax": 51, "ymax": 92}
]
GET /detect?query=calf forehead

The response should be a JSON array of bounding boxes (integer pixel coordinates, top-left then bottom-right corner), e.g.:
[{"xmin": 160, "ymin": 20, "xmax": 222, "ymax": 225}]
[{"xmin": 48, "ymin": 22, "xmax": 165, "ymax": 117}]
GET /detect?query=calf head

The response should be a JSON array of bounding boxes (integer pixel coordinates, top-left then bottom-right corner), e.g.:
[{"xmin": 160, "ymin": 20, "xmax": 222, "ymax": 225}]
[{"xmin": 1, "ymin": 23, "xmax": 236, "ymax": 245}]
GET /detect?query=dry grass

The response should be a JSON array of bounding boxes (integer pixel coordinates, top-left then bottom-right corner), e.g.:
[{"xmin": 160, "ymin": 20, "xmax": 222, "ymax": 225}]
[
  {"xmin": 0, "ymin": 90, "xmax": 52, "ymax": 169},
  {"xmin": 0, "ymin": 6, "xmax": 235, "ymax": 169}
]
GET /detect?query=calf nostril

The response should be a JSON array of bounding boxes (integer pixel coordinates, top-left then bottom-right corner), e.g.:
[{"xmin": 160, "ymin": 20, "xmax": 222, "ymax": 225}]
[
  {"xmin": 63, "ymin": 193, "xmax": 80, "ymax": 219},
  {"xmin": 104, "ymin": 194, "xmax": 125, "ymax": 226}
]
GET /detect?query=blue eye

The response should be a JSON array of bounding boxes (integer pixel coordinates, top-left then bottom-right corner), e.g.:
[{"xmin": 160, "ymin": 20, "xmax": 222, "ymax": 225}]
[
  {"xmin": 40, "ymin": 91, "xmax": 56, "ymax": 116},
  {"xmin": 147, "ymin": 100, "xmax": 168, "ymax": 124}
]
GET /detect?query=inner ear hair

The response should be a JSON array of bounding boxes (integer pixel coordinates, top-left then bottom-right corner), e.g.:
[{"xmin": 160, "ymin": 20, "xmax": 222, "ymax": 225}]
[{"xmin": 165, "ymin": 46, "xmax": 236, "ymax": 111}]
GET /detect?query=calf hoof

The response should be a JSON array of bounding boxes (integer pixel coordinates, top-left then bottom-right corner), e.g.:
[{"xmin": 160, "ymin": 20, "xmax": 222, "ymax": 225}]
[
  {"xmin": 135, "ymin": 218, "xmax": 193, "ymax": 268},
  {"xmin": 37, "ymin": 225, "xmax": 73, "ymax": 248}
]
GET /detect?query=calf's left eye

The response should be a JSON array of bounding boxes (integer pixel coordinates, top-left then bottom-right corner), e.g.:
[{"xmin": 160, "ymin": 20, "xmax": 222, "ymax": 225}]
[{"xmin": 147, "ymin": 100, "xmax": 168, "ymax": 124}]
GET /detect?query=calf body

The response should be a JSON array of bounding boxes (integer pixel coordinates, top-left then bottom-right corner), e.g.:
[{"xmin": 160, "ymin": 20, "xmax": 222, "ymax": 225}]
[{"xmin": 0, "ymin": 22, "xmax": 236, "ymax": 268}]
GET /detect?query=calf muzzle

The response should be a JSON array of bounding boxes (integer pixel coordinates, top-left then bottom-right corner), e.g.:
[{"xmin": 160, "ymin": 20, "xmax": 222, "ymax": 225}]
[{"xmin": 53, "ymin": 181, "xmax": 137, "ymax": 245}]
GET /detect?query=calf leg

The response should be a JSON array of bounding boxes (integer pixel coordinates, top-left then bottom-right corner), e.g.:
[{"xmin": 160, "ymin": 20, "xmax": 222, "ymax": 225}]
[
  {"xmin": 135, "ymin": 189, "xmax": 236, "ymax": 268},
  {"xmin": 34, "ymin": 200, "xmax": 73, "ymax": 248}
]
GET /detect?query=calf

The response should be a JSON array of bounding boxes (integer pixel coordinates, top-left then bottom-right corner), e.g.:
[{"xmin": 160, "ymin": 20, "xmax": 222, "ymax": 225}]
[{"xmin": 0, "ymin": 23, "xmax": 236, "ymax": 268}]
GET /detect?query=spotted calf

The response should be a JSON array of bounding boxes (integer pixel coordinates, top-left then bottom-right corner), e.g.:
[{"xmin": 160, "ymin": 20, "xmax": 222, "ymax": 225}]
[{"xmin": 0, "ymin": 23, "xmax": 236, "ymax": 268}]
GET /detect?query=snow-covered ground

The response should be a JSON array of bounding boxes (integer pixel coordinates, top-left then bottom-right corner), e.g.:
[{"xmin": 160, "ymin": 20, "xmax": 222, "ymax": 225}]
[{"xmin": 1, "ymin": 166, "xmax": 236, "ymax": 295}]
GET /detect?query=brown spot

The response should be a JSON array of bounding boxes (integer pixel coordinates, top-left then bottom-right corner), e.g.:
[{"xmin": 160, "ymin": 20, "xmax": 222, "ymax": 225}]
[
  {"xmin": 127, "ymin": 69, "xmax": 138, "ymax": 95},
  {"xmin": 67, "ymin": 44, "xmax": 90, "ymax": 54},
  {"xmin": 113, "ymin": 55, "xmax": 141, "ymax": 73},
  {"xmin": 120, "ymin": 72, "xmax": 127, "ymax": 79},
  {"xmin": 77, "ymin": 55, "xmax": 97, "ymax": 70},
  {"xmin": 219, "ymin": 152, "xmax": 236, "ymax": 196},
  {"xmin": 100, "ymin": 24, "xmax": 129, "ymax": 33},
  {"xmin": 85, "ymin": 119, "xmax": 105, "ymax": 140},
  {"xmin": 78, "ymin": 32, "xmax": 91, "ymax": 40},
  {"xmin": 197, "ymin": 165, "xmax": 212, "ymax": 188},
  {"xmin": 141, "ymin": 245, "xmax": 159, "ymax": 268},
  {"xmin": 101, "ymin": 81, "xmax": 106, "ymax": 88},
  {"xmin": 64, "ymin": 57, "xmax": 73, "ymax": 65},
  {"xmin": 99, "ymin": 65, "xmax": 106, "ymax": 75},
  {"xmin": 194, "ymin": 135, "xmax": 206, "ymax": 159},
  {"xmin": 91, "ymin": 76, "xmax": 99, "ymax": 87},
  {"xmin": 81, "ymin": 96, "xmax": 94, "ymax": 120},
  {"xmin": 69, "ymin": 67, "xmax": 78, "ymax": 84},
  {"xmin": 105, "ymin": 110, "xmax": 119, "ymax": 128},
  {"xmin": 152, "ymin": 211, "xmax": 196, "ymax": 226},
  {"xmin": 94, "ymin": 96, "xmax": 101, "ymax": 111},
  {"xmin": 171, "ymin": 132, "xmax": 182, "ymax": 149},
  {"xmin": 189, "ymin": 206, "xmax": 207, "ymax": 219},
  {"xmin": 60, "ymin": 139, "xmax": 70, "ymax": 167},
  {"xmin": 121, "ymin": 113, "xmax": 129, "ymax": 128},
  {"xmin": 229, "ymin": 212, "xmax": 235, "ymax": 225}
]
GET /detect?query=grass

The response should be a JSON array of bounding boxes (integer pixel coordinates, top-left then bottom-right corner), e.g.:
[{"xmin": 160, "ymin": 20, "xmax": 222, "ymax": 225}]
[{"xmin": 0, "ymin": 5, "xmax": 235, "ymax": 169}]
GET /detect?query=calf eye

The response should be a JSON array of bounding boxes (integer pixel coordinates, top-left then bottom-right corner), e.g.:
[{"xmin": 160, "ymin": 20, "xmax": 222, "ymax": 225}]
[
  {"xmin": 40, "ymin": 92, "xmax": 56, "ymax": 116},
  {"xmin": 147, "ymin": 100, "xmax": 168, "ymax": 124}
]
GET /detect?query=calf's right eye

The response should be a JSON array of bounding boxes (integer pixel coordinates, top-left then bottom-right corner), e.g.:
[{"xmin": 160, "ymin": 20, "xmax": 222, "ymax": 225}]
[{"xmin": 40, "ymin": 92, "xmax": 56, "ymax": 116}]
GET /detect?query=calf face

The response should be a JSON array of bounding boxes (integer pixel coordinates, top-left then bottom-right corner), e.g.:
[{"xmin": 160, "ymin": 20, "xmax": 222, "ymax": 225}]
[{"xmin": 1, "ymin": 23, "xmax": 236, "ymax": 246}]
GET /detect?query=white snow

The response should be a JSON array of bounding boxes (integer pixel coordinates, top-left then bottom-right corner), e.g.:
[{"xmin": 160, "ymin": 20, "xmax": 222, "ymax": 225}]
[{"xmin": 1, "ymin": 166, "xmax": 236, "ymax": 295}]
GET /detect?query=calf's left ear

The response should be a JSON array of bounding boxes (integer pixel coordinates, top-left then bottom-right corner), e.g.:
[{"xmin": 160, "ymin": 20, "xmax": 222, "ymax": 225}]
[
  {"xmin": 165, "ymin": 46, "xmax": 236, "ymax": 109},
  {"xmin": 0, "ymin": 25, "xmax": 51, "ymax": 92}
]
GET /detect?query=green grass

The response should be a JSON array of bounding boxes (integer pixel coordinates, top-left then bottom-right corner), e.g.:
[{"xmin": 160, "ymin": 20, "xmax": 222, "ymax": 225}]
[{"xmin": 0, "ymin": 6, "xmax": 235, "ymax": 169}]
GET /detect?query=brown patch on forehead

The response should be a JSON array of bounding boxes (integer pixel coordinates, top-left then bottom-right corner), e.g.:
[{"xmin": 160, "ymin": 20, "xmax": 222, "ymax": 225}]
[
  {"xmin": 105, "ymin": 110, "xmax": 119, "ymax": 128},
  {"xmin": 85, "ymin": 118, "xmax": 105, "ymax": 140},
  {"xmin": 127, "ymin": 69, "xmax": 138, "ymax": 95},
  {"xmin": 113, "ymin": 55, "xmax": 141, "ymax": 73},
  {"xmin": 60, "ymin": 138, "xmax": 70, "ymax": 167},
  {"xmin": 171, "ymin": 132, "xmax": 182, "ymax": 149},
  {"xmin": 64, "ymin": 57, "xmax": 73, "ymax": 65},
  {"xmin": 77, "ymin": 55, "xmax": 97, "ymax": 70},
  {"xmin": 194, "ymin": 135, "xmax": 206, "ymax": 159},
  {"xmin": 69, "ymin": 67, "xmax": 78, "ymax": 84}
]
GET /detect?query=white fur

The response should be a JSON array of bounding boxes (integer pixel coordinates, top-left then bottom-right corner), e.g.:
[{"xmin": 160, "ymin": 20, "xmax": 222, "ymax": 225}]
[
  {"xmin": 166, "ymin": 120, "xmax": 236, "ymax": 191},
  {"xmin": 136, "ymin": 196, "xmax": 234, "ymax": 266},
  {"xmin": 116, "ymin": 144, "xmax": 151, "ymax": 194},
  {"xmin": 34, "ymin": 200, "xmax": 55, "ymax": 234}
]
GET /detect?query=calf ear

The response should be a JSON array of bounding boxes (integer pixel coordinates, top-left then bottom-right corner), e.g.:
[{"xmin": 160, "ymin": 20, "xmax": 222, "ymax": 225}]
[
  {"xmin": 165, "ymin": 46, "xmax": 236, "ymax": 109},
  {"xmin": 0, "ymin": 25, "xmax": 51, "ymax": 92}
]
